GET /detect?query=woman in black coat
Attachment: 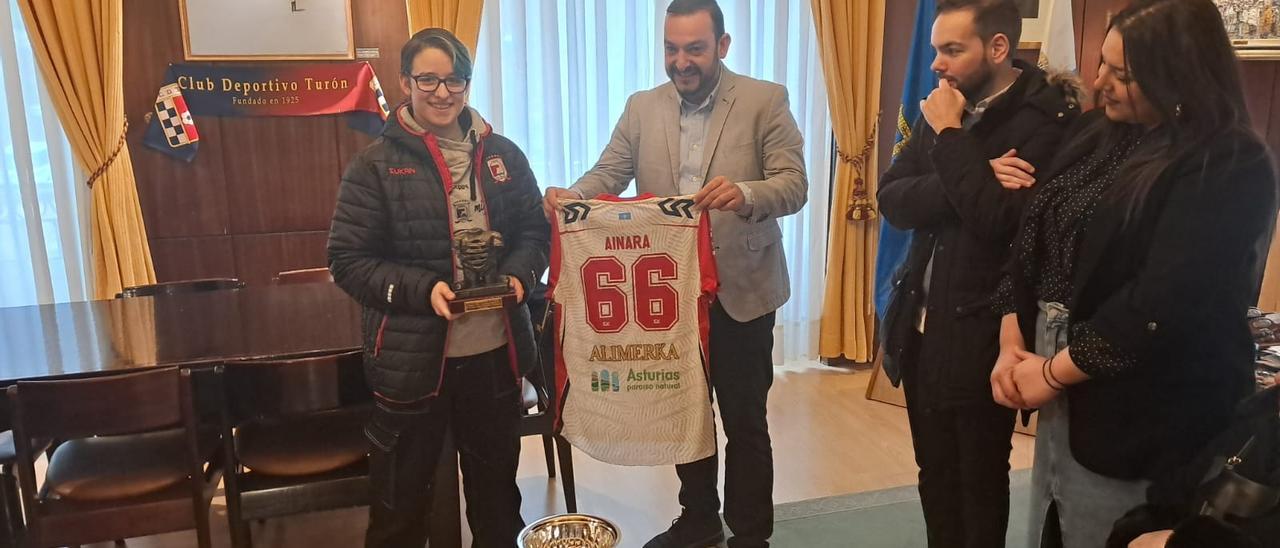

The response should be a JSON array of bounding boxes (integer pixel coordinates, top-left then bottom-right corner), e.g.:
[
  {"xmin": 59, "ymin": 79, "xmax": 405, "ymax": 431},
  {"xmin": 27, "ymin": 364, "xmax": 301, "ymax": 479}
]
[{"xmin": 988, "ymin": 1, "xmax": 1280, "ymax": 546}]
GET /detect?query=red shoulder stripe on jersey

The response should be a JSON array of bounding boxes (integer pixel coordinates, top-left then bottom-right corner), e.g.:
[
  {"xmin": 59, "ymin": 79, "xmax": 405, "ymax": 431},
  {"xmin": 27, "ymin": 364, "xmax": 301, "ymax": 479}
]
[
  {"xmin": 697, "ymin": 208, "xmax": 717, "ymax": 400},
  {"xmin": 552, "ymin": 301, "xmax": 569, "ymax": 432},
  {"xmin": 547, "ymin": 205, "xmax": 564, "ymax": 303},
  {"xmin": 697, "ymin": 210, "xmax": 719, "ymax": 297},
  {"xmin": 547, "ymin": 206, "xmax": 566, "ymax": 430},
  {"xmin": 699, "ymin": 293, "xmax": 713, "ymax": 402}
]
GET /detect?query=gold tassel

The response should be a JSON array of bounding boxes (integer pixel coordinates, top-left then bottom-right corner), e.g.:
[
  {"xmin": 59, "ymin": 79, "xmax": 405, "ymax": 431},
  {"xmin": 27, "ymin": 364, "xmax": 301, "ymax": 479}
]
[
  {"xmin": 839, "ymin": 113, "xmax": 880, "ymax": 222},
  {"xmin": 846, "ymin": 176, "xmax": 875, "ymax": 221}
]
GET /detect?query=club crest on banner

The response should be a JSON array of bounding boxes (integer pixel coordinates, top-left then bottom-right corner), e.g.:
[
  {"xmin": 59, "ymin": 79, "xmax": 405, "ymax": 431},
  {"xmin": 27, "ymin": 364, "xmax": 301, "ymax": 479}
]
[
  {"xmin": 154, "ymin": 84, "xmax": 199, "ymax": 149},
  {"xmin": 370, "ymin": 76, "xmax": 390, "ymax": 119}
]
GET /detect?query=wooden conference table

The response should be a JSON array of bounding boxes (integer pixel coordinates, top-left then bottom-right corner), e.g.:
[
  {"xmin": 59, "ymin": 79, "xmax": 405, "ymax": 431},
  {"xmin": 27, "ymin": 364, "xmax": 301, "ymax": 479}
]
[{"xmin": 0, "ymin": 282, "xmax": 463, "ymax": 547}]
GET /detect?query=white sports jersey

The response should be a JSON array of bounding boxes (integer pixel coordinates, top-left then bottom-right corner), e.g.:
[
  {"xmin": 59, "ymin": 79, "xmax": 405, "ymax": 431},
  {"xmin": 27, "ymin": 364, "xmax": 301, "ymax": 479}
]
[{"xmin": 549, "ymin": 194, "xmax": 718, "ymax": 466}]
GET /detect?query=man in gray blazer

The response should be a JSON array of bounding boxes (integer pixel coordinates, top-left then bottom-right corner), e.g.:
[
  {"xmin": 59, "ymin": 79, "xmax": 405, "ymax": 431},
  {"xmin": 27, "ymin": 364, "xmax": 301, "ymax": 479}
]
[{"xmin": 543, "ymin": 2, "xmax": 806, "ymax": 546}]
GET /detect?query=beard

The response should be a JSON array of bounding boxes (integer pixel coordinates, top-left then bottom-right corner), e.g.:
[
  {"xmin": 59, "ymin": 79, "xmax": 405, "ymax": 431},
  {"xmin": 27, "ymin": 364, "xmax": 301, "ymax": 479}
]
[
  {"xmin": 667, "ymin": 61, "xmax": 719, "ymax": 102},
  {"xmin": 954, "ymin": 60, "xmax": 995, "ymax": 101}
]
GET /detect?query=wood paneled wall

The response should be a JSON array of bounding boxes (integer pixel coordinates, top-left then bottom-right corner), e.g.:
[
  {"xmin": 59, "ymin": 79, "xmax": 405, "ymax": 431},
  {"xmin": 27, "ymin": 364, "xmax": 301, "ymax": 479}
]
[
  {"xmin": 876, "ymin": 0, "xmax": 1280, "ymax": 310},
  {"xmin": 122, "ymin": 0, "xmax": 410, "ymax": 285}
]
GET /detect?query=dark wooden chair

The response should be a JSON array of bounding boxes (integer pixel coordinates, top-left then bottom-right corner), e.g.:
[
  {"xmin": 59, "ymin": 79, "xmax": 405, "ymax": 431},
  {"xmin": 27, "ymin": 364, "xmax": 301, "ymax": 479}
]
[
  {"xmin": 271, "ymin": 268, "xmax": 333, "ymax": 285},
  {"xmin": 218, "ymin": 351, "xmax": 372, "ymax": 548},
  {"xmin": 7, "ymin": 367, "xmax": 223, "ymax": 548},
  {"xmin": 524, "ymin": 282, "xmax": 577, "ymax": 512},
  {"xmin": 116, "ymin": 278, "xmax": 245, "ymax": 298},
  {"xmin": 0, "ymin": 432, "xmax": 26, "ymax": 546},
  {"xmin": 519, "ymin": 372, "xmax": 578, "ymax": 514}
]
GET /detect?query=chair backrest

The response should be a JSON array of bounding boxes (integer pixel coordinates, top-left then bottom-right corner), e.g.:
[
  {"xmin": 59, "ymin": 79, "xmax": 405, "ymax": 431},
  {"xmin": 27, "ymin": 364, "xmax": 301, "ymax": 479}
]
[
  {"xmin": 117, "ymin": 278, "xmax": 244, "ymax": 298},
  {"xmin": 529, "ymin": 281, "xmax": 557, "ymax": 403},
  {"xmin": 7, "ymin": 366, "xmax": 218, "ymax": 547},
  {"xmin": 8, "ymin": 367, "xmax": 184, "ymax": 441},
  {"xmin": 223, "ymin": 350, "xmax": 368, "ymax": 422},
  {"xmin": 272, "ymin": 267, "xmax": 333, "ymax": 285}
]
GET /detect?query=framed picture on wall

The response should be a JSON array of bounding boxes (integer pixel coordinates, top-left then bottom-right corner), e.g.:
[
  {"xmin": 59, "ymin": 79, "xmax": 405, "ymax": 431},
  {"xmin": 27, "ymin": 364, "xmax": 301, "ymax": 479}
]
[
  {"xmin": 1214, "ymin": 0, "xmax": 1280, "ymax": 60},
  {"xmin": 1016, "ymin": 0, "xmax": 1041, "ymax": 19},
  {"xmin": 1017, "ymin": 0, "xmax": 1048, "ymax": 50},
  {"xmin": 180, "ymin": 0, "xmax": 354, "ymax": 61}
]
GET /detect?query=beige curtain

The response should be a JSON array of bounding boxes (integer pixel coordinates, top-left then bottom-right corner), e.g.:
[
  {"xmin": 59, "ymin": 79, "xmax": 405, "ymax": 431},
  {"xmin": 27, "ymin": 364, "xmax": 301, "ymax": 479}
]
[
  {"xmin": 406, "ymin": 0, "xmax": 485, "ymax": 54},
  {"xmin": 813, "ymin": 0, "xmax": 885, "ymax": 362},
  {"xmin": 17, "ymin": 0, "xmax": 155, "ymax": 300}
]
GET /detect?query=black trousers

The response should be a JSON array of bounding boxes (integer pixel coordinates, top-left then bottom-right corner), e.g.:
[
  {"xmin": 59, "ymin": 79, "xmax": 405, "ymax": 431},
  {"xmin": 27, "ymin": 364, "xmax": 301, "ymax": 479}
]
[
  {"xmin": 676, "ymin": 302, "xmax": 776, "ymax": 548},
  {"xmin": 365, "ymin": 346, "xmax": 525, "ymax": 548},
  {"xmin": 903, "ymin": 373, "xmax": 1016, "ymax": 548}
]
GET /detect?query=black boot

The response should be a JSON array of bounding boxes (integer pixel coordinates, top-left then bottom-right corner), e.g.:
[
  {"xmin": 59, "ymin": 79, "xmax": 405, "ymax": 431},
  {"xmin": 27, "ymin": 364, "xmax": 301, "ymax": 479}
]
[{"xmin": 642, "ymin": 513, "xmax": 725, "ymax": 548}]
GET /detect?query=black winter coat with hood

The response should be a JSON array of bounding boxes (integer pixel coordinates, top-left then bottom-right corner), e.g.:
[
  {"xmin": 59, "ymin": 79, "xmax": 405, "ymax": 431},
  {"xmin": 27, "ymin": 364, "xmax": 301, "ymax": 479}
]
[{"xmin": 878, "ymin": 61, "xmax": 1083, "ymax": 408}]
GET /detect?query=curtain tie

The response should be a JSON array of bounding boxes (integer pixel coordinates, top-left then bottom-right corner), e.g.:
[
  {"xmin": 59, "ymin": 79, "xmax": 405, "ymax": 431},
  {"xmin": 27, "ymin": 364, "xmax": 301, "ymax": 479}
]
[
  {"xmin": 837, "ymin": 113, "xmax": 879, "ymax": 222},
  {"xmin": 86, "ymin": 118, "xmax": 129, "ymax": 188}
]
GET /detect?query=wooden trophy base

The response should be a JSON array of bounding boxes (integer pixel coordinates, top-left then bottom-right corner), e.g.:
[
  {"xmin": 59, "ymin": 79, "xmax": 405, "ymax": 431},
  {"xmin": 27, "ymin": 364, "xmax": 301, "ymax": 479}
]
[{"xmin": 448, "ymin": 285, "xmax": 516, "ymax": 315}]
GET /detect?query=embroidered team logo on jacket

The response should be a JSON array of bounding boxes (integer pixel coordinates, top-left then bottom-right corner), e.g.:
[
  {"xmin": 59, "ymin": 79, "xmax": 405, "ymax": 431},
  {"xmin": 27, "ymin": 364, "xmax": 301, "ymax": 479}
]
[{"xmin": 487, "ymin": 156, "xmax": 509, "ymax": 183}]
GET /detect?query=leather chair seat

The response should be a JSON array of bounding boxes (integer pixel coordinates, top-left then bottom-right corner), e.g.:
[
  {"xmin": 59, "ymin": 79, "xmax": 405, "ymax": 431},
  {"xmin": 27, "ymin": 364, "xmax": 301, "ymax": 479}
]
[
  {"xmin": 237, "ymin": 408, "xmax": 368, "ymax": 477},
  {"xmin": 0, "ymin": 432, "xmax": 15, "ymax": 464},
  {"xmin": 45, "ymin": 429, "xmax": 189, "ymax": 501},
  {"xmin": 522, "ymin": 378, "xmax": 539, "ymax": 410}
]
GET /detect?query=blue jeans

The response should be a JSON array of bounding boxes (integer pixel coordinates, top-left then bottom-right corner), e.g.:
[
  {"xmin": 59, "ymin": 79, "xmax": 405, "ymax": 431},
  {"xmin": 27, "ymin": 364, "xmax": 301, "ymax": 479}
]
[{"xmin": 1027, "ymin": 302, "xmax": 1149, "ymax": 548}]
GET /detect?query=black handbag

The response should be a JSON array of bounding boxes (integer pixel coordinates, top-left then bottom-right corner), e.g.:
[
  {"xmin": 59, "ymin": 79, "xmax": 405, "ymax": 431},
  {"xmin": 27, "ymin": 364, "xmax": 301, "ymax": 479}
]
[{"xmin": 1195, "ymin": 431, "xmax": 1280, "ymax": 520}]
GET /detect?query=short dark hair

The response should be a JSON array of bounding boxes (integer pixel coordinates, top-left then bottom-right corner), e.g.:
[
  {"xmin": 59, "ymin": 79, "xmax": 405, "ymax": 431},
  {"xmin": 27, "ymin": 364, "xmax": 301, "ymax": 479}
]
[
  {"xmin": 666, "ymin": 0, "xmax": 725, "ymax": 39},
  {"xmin": 400, "ymin": 28, "xmax": 473, "ymax": 78},
  {"xmin": 936, "ymin": 0, "xmax": 1023, "ymax": 48}
]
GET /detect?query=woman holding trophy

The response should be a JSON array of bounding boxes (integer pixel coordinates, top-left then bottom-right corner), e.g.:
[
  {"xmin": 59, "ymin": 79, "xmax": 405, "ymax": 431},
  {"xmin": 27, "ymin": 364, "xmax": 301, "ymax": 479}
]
[{"xmin": 328, "ymin": 27, "xmax": 549, "ymax": 548}]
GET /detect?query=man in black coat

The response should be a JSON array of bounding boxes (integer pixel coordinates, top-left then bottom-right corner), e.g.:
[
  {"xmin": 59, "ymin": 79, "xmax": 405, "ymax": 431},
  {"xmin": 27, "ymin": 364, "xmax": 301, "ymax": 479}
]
[{"xmin": 876, "ymin": 1, "xmax": 1080, "ymax": 546}]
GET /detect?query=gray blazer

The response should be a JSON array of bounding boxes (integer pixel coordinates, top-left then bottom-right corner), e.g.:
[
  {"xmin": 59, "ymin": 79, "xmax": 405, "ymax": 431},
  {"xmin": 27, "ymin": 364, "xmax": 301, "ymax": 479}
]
[{"xmin": 570, "ymin": 69, "xmax": 808, "ymax": 322}]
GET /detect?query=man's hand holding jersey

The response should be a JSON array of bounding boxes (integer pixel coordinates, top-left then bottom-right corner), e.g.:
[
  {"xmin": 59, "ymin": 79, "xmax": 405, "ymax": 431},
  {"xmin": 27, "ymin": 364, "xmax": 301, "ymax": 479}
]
[
  {"xmin": 692, "ymin": 176, "xmax": 745, "ymax": 212},
  {"xmin": 542, "ymin": 187, "xmax": 578, "ymax": 221}
]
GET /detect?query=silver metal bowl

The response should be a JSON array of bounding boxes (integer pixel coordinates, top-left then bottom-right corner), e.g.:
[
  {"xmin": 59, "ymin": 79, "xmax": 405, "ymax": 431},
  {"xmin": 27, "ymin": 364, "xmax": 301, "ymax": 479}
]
[{"xmin": 518, "ymin": 513, "xmax": 621, "ymax": 548}]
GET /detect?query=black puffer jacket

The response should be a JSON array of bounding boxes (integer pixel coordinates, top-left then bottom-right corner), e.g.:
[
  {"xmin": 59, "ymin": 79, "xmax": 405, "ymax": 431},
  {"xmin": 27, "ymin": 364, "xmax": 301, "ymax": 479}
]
[{"xmin": 328, "ymin": 103, "xmax": 550, "ymax": 404}]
